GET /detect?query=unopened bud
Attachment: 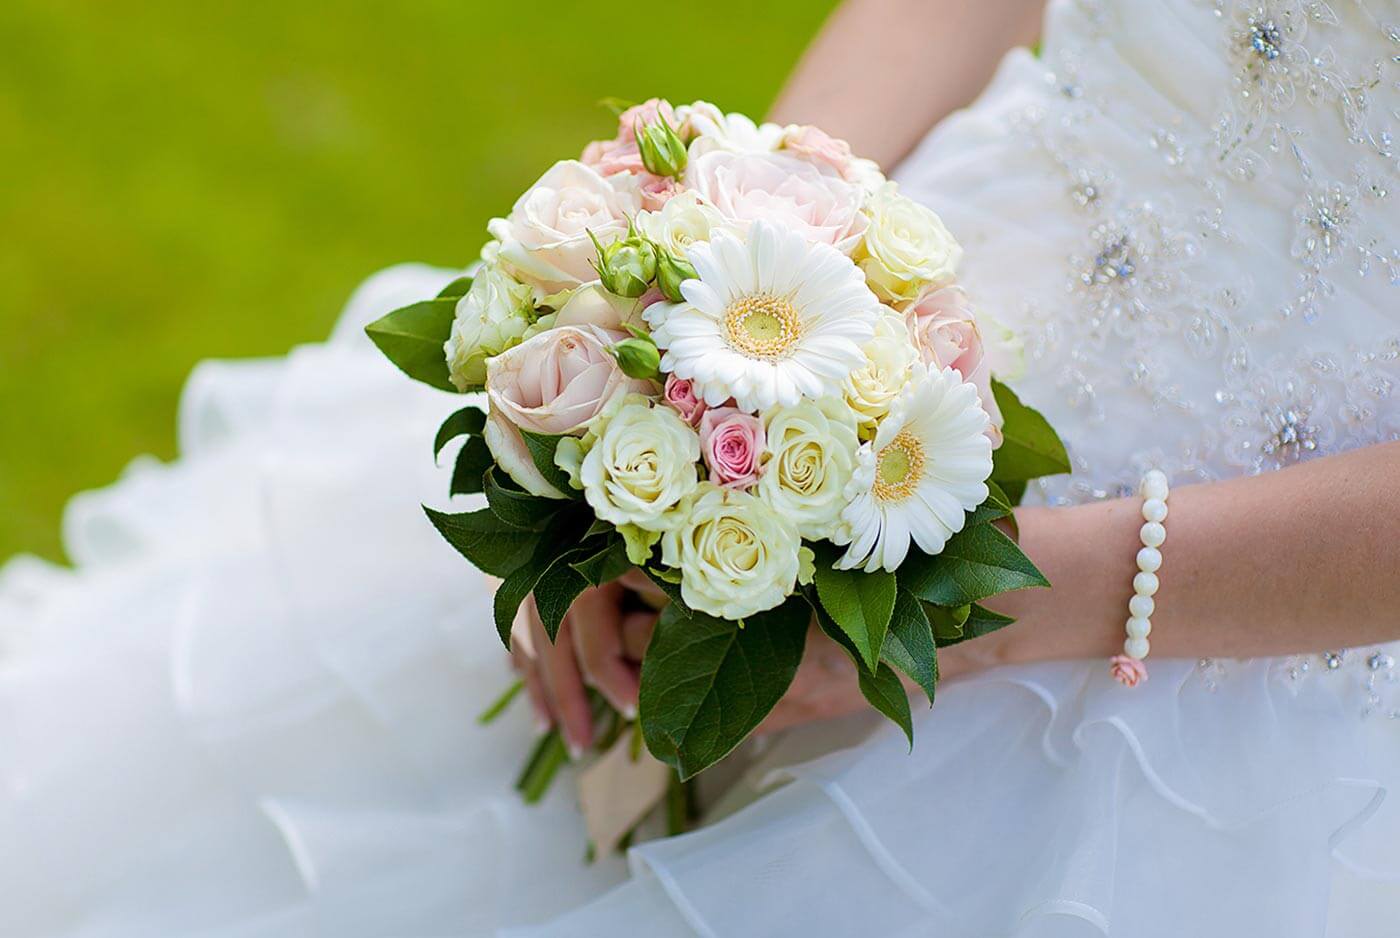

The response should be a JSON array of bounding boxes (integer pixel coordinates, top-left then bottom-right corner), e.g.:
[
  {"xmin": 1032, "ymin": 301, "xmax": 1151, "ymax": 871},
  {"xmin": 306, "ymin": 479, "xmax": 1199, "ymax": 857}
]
[
  {"xmin": 655, "ymin": 250, "xmax": 698, "ymax": 303},
  {"xmin": 612, "ymin": 336, "xmax": 661, "ymax": 380},
  {"xmin": 635, "ymin": 115, "xmax": 688, "ymax": 178}
]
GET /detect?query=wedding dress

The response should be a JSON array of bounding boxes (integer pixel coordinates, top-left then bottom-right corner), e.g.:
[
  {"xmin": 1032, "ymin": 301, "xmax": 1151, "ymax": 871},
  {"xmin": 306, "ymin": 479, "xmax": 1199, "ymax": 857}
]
[{"xmin": 3, "ymin": 0, "xmax": 1398, "ymax": 934}]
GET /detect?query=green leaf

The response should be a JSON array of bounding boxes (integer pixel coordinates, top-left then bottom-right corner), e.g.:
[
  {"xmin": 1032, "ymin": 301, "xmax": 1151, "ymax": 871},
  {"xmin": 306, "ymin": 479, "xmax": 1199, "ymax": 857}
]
[
  {"xmin": 515, "ymin": 730, "xmax": 569, "ymax": 803},
  {"xmin": 990, "ymin": 378, "xmax": 1070, "ymax": 482},
  {"xmin": 491, "ymin": 511, "xmax": 590, "ymax": 645},
  {"xmin": 899, "ymin": 523, "xmax": 1049, "ymax": 607},
  {"xmin": 436, "ymin": 275, "xmax": 474, "ymax": 299},
  {"xmin": 639, "ymin": 599, "xmax": 809, "ymax": 779},
  {"xmin": 1000, "ymin": 478, "xmax": 1028, "ymax": 505},
  {"xmin": 484, "ymin": 467, "xmax": 558, "ymax": 529},
  {"xmin": 927, "ymin": 603, "xmax": 970, "ymax": 642},
  {"xmin": 857, "ymin": 661, "xmax": 914, "ymax": 748},
  {"xmin": 880, "ymin": 590, "xmax": 939, "ymax": 705},
  {"xmin": 812, "ymin": 554, "xmax": 896, "ymax": 673},
  {"xmin": 520, "ymin": 430, "xmax": 580, "ymax": 498},
  {"xmin": 533, "ymin": 551, "xmax": 592, "ymax": 642},
  {"xmin": 364, "ymin": 298, "xmax": 459, "ymax": 392},
  {"xmin": 477, "ymin": 678, "xmax": 523, "ymax": 724},
  {"xmin": 435, "ymin": 406, "xmax": 487, "ymax": 459},
  {"xmin": 965, "ymin": 479, "xmax": 1015, "ymax": 528},
  {"xmin": 642, "ymin": 567, "xmax": 689, "ymax": 612},
  {"xmin": 424, "ymin": 505, "xmax": 537, "ymax": 578},
  {"xmin": 569, "ymin": 538, "xmax": 632, "ymax": 587},
  {"xmin": 936, "ymin": 603, "xmax": 1017, "ymax": 647},
  {"xmin": 450, "ymin": 436, "xmax": 493, "ymax": 496}
]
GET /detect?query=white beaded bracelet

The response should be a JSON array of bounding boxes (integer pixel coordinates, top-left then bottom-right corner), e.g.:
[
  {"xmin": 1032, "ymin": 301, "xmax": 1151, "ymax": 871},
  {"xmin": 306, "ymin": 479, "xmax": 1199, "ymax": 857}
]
[{"xmin": 1110, "ymin": 470, "xmax": 1169, "ymax": 687}]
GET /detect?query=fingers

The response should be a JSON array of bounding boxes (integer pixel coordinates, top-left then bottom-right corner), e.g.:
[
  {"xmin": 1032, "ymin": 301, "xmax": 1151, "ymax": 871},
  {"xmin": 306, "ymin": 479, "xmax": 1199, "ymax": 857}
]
[
  {"xmin": 532, "ymin": 606, "xmax": 594, "ymax": 758},
  {"xmin": 570, "ymin": 583, "xmax": 641, "ymax": 718},
  {"xmin": 510, "ymin": 600, "xmax": 553, "ymax": 733},
  {"xmin": 619, "ymin": 610, "xmax": 655, "ymax": 661}
]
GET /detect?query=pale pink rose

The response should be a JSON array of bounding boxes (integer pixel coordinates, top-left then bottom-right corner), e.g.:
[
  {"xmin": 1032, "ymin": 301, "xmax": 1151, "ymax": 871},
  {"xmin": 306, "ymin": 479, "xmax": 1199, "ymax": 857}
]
[
  {"xmin": 906, "ymin": 286, "xmax": 1004, "ymax": 447},
  {"xmin": 1109, "ymin": 655, "xmax": 1149, "ymax": 687},
  {"xmin": 781, "ymin": 125, "xmax": 856, "ymax": 179},
  {"xmin": 554, "ymin": 283, "xmax": 649, "ymax": 332},
  {"xmin": 698, "ymin": 406, "xmax": 765, "ymax": 489},
  {"xmin": 487, "ymin": 161, "xmax": 642, "ymax": 294},
  {"xmin": 639, "ymin": 173, "xmax": 681, "ymax": 211},
  {"xmin": 581, "ymin": 137, "xmax": 644, "ymax": 176},
  {"xmin": 485, "ymin": 324, "xmax": 648, "ymax": 436},
  {"xmin": 482, "ymin": 404, "xmax": 565, "ymax": 499},
  {"xmin": 663, "ymin": 373, "xmax": 707, "ymax": 426},
  {"xmin": 683, "ymin": 150, "xmax": 867, "ymax": 252}
]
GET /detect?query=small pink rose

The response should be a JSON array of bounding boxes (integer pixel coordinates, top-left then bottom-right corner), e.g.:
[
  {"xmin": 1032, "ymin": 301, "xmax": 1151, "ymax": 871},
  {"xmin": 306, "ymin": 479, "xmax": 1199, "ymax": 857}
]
[
  {"xmin": 663, "ymin": 373, "xmax": 707, "ymax": 426},
  {"xmin": 698, "ymin": 406, "xmax": 764, "ymax": 489},
  {"xmin": 1109, "ymin": 655, "xmax": 1149, "ymax": 687},
  {"xmin": 638, "ymin": 173, "xmax": 681, "ymax": 211},
  {"xmin": 781, "ymin": 125, "xmax": 856, "ymax": 179},
  {"xmin": 906, "ymin": 286, "xmax": 1004, "ymax": 447}
]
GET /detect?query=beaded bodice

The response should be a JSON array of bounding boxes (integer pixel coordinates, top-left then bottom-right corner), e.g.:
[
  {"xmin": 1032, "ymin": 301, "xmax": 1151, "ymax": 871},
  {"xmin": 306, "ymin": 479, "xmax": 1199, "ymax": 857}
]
[{"xmin": 899, "ymin": 0, "xmax": 1398, "ymax": 506}]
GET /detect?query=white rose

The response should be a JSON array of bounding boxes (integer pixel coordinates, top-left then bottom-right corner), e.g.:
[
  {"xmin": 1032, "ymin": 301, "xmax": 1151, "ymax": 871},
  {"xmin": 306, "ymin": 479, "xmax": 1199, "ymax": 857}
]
[
  {"xmin": 661, "ymin": 483, "xmax": 804, "ymax": 621},
  {"xmin": 843, "ymin": 312, "xmax": 918, "ymax": 434},
  {"xmin": 635, "ymin": 191, "xmax": 728, "ymax": 257},
  {"xmin": 856, "ymin": 182, "xmax": 962, "ymax": 302},
  {"xmin": 444, "ymin": 264, "xmax": 535, "ymax": 391},
  {"xmin": 678, "ymin": 101, "xmax": 783, "ymax": 156},
  {"xmin": 581, "ymin": 395, "xmax": 701, "ymax": 534},
  {"xmin": 684, "ymin": 150, "xmax": 867, "ymax": 253},
  {"xmin": 757, "ymin": 399, "xmax": 860, "ymax": 540},
  {"xmin": 487, "ymin": 160, "xmax": 642, "ymax": 295}
]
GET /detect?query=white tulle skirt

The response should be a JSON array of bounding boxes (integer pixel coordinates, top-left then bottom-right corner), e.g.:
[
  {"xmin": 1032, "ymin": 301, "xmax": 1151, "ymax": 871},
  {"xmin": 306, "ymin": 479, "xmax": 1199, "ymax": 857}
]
[
  {"xmin": 3, "ymin": 262, "xmax": 1398, "ymax": 938},
  {"xmin": 6, "ymin": 0, "xmax": 1400, "ymax": 929}
]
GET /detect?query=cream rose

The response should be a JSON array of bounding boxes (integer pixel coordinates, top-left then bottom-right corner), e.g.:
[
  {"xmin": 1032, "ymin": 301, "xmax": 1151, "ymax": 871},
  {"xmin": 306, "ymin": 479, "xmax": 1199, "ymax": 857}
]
[
  {"xmin": 856, "ymin": 182, "xmax": 962, "ymax": 302},
  {"xmin": 683, "ymin": 150, "xmax": 867, "ymax": 253},
  {"xmin": 487, "ymin": 160, "xmax": 642, "ymax": 295},
  {"xmin": 843, "ymin": 312, "xmax": 918, "ymax": 434},
  {"xmin": 661, "ymin": 483, "xmax": 804, "ymax": 621},
  {"xmin": 443, "ymin": 264, "xmax": 535, "ymax": 391},
  {"xmin": 635, "ymin": 190, "xmax": 728, "ymax": 258},
  {"xmin": 679, "ymin": 101, "xmax": 783, "ymax": 156},
  {"xmin": 580, "ymin": 396, "xmax": 700, "ymax": 539},
  {"xmin": 756, "ymin": 399, "xmax": 859, "ymax": 539},
  {"xmin": 485, "ymin": 324, "xmax": 646, "ymax": 438}
]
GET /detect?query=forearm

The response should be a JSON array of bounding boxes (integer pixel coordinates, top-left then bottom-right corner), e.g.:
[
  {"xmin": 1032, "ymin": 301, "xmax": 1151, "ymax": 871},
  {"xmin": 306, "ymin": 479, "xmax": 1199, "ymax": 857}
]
[
  {"xmin": 768, "ymin": 0, "xmax": 1046, "ymax": 169},
  {"xmin": 987, "ymin": 441, "xmax": 1400, "ymax": 665}
]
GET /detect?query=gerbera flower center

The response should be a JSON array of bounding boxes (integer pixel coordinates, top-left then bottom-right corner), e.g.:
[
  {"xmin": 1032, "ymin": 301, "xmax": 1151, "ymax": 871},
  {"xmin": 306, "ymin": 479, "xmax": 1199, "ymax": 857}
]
[
  {"xmin": 723, "ymin": 293, "xmax": 801, "ymax": 360},
  {"xmin": 873, "ymin": 429, "xmax": 925, "ymax": 502}
]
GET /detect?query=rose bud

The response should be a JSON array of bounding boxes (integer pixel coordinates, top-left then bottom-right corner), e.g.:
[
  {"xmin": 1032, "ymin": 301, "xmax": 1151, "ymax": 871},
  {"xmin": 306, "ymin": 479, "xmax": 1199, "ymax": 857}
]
[
  {"xmin": 635, "ymin": 114, "xmax": 688, "ymax": 178},
  {"xmin": 588, "ymin": 223, "xmax": 658, "ymax": 298},
  {"xmin": 655, "ymin": 249, "xmax": 698, "ymax": 303},
  {"xmin": 611, "ymin": 335, "xmax": 662, "ymax": 380}
]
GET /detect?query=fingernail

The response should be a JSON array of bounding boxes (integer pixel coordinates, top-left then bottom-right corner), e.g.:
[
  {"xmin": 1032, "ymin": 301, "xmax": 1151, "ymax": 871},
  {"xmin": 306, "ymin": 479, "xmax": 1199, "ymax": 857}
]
[
  {"xmin": 534, "ymin": 716, "xmax": 551, "ymax": 735},
  {"xmin": 567, "ymin": 741, "xmax": 584, "ymax": 761},
  {"xmin": 621, "ymin": 703, "xmax": 637, "ymax": 720}
]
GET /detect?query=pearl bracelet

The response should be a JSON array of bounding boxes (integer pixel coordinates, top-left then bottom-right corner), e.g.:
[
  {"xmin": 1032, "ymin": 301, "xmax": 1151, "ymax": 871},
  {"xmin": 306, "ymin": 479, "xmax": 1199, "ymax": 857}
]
[{"xmin": 1110, "ymin": 469, "xmax": 1169, "ymax": 687}]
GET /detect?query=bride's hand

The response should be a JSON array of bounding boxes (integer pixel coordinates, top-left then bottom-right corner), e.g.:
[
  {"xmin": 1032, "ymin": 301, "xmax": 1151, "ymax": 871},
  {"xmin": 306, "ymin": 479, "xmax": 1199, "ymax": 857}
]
[
  {"xmin": 510, "ymin": 572, "xmax": 659, "ymax": 757},
  {"xmin": 756, "ymin": 620, "xmax": 1013, "ymax": 735}
]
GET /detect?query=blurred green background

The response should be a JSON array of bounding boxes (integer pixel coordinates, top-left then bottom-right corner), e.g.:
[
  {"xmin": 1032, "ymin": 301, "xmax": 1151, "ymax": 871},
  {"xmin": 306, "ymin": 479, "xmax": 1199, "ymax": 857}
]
[{"xmin": 0, "ymin": 0, "xmax": 836, "ymax": 563}]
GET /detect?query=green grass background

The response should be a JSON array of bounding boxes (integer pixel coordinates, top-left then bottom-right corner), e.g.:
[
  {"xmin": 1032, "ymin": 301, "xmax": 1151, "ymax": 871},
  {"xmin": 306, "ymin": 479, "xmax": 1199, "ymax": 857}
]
[{"xmin": 0, "ymin": 0, "xmax": 836, "ymax": 563}]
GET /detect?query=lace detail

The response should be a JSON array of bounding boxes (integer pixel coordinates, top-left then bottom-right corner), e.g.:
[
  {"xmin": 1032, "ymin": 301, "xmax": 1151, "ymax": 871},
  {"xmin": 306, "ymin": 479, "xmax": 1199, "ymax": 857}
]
[{"xmin": 990, "ymin": 0, "xmax": 1400, "ymax": 505}]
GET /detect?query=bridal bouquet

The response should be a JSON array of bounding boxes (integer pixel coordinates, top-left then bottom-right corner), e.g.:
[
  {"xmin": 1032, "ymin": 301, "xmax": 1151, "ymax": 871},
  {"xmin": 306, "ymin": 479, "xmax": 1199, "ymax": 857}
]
[{"xmin": 367, "ymin": 98, "xmax": 1067, "ymax": 790}]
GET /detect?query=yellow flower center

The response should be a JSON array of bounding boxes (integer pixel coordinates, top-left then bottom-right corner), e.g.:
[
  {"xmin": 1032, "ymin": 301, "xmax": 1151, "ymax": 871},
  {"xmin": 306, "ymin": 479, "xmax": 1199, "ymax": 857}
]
[
  {"xmin": 724, "ymin": 293, "xmax": 801, "ymax": 360},
  {"xmin": 873, "ymin": 429, "xmax": 925, "ymax": 502}
]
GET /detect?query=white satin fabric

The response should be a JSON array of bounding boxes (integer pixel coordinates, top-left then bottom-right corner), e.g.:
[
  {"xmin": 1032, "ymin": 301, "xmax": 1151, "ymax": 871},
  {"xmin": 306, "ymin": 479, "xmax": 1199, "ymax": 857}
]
[{"xmin": 5, "ymin": 0, "xmax": 1400, "ymax": 934}]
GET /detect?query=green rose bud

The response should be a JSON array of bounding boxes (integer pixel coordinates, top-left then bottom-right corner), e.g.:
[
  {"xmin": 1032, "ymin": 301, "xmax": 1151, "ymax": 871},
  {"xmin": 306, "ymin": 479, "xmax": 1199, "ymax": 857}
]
[
  {"xmin": 635, "ymin": 115, "xmax": 688, "ymax": 178},
  {"xmin": 611, "ymin": 335, "xmax": 662, "ymax": 380},
  {"xmin": 589, "ymin": 224, "xmax": 658, "ymax": 298},
  {"xmin": 655, "ymin": 250, "xmax": 698, "ymax": 303}
]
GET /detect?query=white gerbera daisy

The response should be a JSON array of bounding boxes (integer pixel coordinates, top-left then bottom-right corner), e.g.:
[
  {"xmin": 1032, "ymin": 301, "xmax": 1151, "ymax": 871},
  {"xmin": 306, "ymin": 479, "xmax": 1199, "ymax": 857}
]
[
  {"xmin": 836, "ymin": 365, "xmax": 994, "ymax": 573},
  {"xmin": 644, "ymin": 220, "xmax": 880, "ymax": 413}
]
